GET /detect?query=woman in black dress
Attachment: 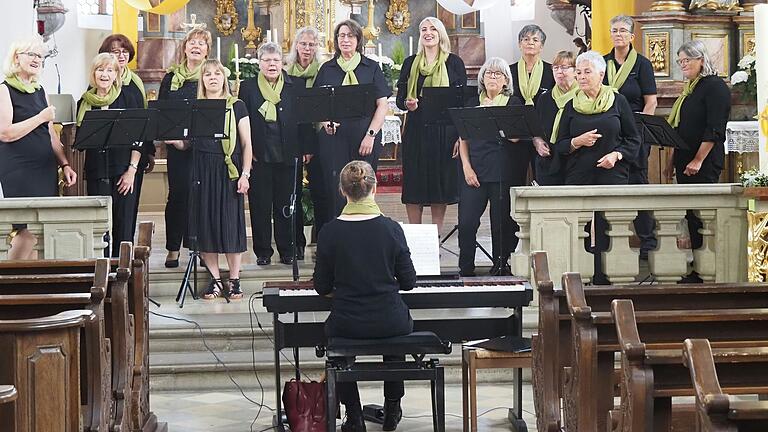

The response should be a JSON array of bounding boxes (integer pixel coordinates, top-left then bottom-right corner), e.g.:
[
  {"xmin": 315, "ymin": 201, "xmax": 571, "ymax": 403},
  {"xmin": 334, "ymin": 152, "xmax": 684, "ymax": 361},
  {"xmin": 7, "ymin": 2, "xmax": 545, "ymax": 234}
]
[
  {"xmin": 457, "ymin": 57, "xmax": 524, "ymax": 277},
  {"xmin": 533, "ymin": 51, "xmax": 578, "ymax": 185},
  {"xmin": 159, "ymin": 28, "xmax": 211, "ymax": 268},
  {"xmin": 314, "ymin": 160, "xmax": 416, "ymax": 432},
  {"xmin": 192, "ymin": 59, "xmax": 252, "ymax": 299},
  {"xmin": 396, "ymin": 17, "xmax": 466, "ymax": 231},
  {"xmin": 313, "ymin": 20, "xmax": 391, "ymax": 225},
  {"xmin": 0, "ymin": 37, "xmax": 76, "ymax": 259},
  {"xmin": 603, "ymin": 15, "xmax": 659, "ymax": 259},
  {"xmin": 665, "ymin": 40, "xmax": 731, "ymax": 283},
  {"xmin": 76, "ymin": 53, "xmax": 144, "ymax": 257},
  {"xmin": 554, "ymin": 51, "xmax": 641, "ymax": 284}
]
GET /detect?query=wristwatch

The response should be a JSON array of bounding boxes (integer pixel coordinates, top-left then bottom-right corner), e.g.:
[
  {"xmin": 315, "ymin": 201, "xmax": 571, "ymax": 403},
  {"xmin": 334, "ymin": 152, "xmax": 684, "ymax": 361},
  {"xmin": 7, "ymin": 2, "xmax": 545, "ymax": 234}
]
[
  {"xmin": 128, "ymin": 162, "xmax": 139, "ymax": 170},
  {"xmin": 367, "ymin": 129, "xmax": 376, "ymax": 137},
  {"xmin": 242, "ymin": 171, "xmax": 251, "ymax": 179}
]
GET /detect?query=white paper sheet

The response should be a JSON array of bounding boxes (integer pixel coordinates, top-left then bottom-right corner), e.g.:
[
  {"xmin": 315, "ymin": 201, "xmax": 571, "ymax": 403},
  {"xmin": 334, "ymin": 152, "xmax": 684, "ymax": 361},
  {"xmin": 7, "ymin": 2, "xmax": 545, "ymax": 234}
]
[{"xmin": 399, "ymin": 223, "xmax": 441, "ymax": 276}]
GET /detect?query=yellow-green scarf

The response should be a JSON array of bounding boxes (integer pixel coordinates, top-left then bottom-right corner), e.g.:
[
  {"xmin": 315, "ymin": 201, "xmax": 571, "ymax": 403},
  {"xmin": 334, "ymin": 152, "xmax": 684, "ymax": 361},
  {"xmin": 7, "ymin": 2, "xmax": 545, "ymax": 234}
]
[
  {"xmin": 221, "ymin": 96, "xmax": 240, "ymax": 180},
  {"xmin": 607, "ymin": 47, "xmax": 638, "ymax": 91},
  {"xmin": 518, "ymin": 58, "xmax": 544, "ymax": 106},
  {"xmin": 76, "ymin": 85, "xmax": 121, "ymax": 126},
  {"xmin": 168, "ymin": 62, "xmax": 201, "ymax": 91},
  {"xmin": 337, "ymin": 52, "xmax": 361, "ymax": 86},
  {"xmin": 5, "ymin": 74, "xmax": 40, "ymax": 94},
  {"xmin": 122, "ymin": 67, "xmax": 147, "ymax": 108},
  {"xmin": 480, "ymin": 91, "xmax": 510, "ymax": 107},
  {"xmin": 286, "ymin": 60, "xmax": 320, "ymax": 88},
  {"xmin": 572, "ymin": 85, "xmax": 616, "ymax": 115},
  {"xmin": 341, "ymin": 195, "xmax": 382, "ymax": 215},
  {"xmin": 667, "ymin": 76, "xmax": 701, "ymax": 128},
  {"xmin": 257, "ymin": 72, "xmax": 284, "ymax": 122},
  {"xmin": 549, "ymin": 81, "xmax": 580, "ymax": 143},
  {"xmin": 406, "ymin": 50, "xmax": 450, "ymax": 100}
]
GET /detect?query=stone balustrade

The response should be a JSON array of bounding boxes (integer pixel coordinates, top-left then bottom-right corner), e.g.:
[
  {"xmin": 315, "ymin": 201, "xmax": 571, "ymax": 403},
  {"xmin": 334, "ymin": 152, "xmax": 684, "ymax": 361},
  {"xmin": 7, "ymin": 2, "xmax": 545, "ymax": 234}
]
[
  {"xmin": 0, "ymin": 196, "xmax": 111, "ymax": 259},
  {"xmin": 510, "ymin": 184, "xmax": 748, "ymax": 289}
]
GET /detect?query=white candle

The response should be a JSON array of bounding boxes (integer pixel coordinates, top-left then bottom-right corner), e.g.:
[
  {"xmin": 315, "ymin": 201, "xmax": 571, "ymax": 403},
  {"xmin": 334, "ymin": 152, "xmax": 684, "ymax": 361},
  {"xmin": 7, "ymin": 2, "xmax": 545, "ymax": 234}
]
[
  {"xmin": 273, "ymin": 28, "xmax": 278, "ymax": 46},
  {"xmin": 267, "ymin": 30, "xmax": 272, "ymax": 43},
  {"xmin": 378, "ymin": 43, "xmax": 383, "ymax": 67},
  {"xmin": 217, "ymin": 37, "xmax": 221, "ymax": 62},
  {"xmin": 234, "ymin": 43, "xmax": 240, "ymax": 75},
  {"xmin": 756, "ymin": 4, "xmax": 768, "ymax": 170},
  {"xmin": 409, "ymin": 36, "xmax": 413, "ymax": 57}
]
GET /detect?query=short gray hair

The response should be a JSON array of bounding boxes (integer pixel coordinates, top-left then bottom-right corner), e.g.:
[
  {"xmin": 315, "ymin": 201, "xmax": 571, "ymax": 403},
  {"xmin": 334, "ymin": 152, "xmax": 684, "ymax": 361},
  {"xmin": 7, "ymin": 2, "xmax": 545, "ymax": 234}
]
[
  {"xmin": 677, "ymin": 40, "xmax": 717, "ymax": 77},
  {"xmin": 576, "ymin": 50, "xmax": 607, "ymax": 74},
  {"xmin": 258, "ymin": 42, "xmax": 283, "ymax": 60},
  {"xmin": 478, "ymin": 57, "xmax": 513, "ymax": 96},
  {"xmin": 609, "ymin": 15, "xmax": 635, "ymax": 33},
  {"xmin": 285, "ymin": 26, "xmax": 320, "ymax": 66},
  {"xmin": 518, "ymin": 24, "xmax": 546, "ymax": 45}
]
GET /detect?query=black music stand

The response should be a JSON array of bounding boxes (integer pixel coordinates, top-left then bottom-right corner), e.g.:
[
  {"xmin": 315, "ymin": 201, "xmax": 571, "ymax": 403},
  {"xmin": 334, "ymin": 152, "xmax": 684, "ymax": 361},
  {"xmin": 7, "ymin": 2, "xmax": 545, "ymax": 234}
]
[
  {"xmin": 152, "ymin": 99, "xmax": 230, "ymax": 308},
  {"xmin": 634, "ymin": 113, "xmax": 688, "ymax": 182},
  {"xmin": 419, "ymin": 85, "xmax": 477, "ymax": 126},
  {"xmin": 447, "ymin": 104, "xmax": 542, "ymax": 277}
]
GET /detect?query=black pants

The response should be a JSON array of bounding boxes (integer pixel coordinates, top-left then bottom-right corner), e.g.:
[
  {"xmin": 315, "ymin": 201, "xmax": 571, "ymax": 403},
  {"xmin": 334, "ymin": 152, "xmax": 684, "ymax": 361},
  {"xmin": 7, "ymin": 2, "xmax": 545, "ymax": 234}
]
[
  {"xmin": 87, "ymin": 177, "xmax": 139, "ymax": 258},
  {"xmin": 307, "ymin": 155, "xmax": 332, "ymax": 236},
  {"xmin": 248, "ymin": 160, "xmax": 306, "ymax": 259},
  {"xmin": 457, "ymin": 181, "xmax": 518, "ymax": 275},
  {"xmin": 337, "ymin": 355, "xmax": 405, "ymax": 409},
  {"xmin": 165, "ymin": 146, "xmax": 191, "ymax": 251},
  {"xmin": 630, "ymin": 144, "xmax": 657, "ymax": 253}
]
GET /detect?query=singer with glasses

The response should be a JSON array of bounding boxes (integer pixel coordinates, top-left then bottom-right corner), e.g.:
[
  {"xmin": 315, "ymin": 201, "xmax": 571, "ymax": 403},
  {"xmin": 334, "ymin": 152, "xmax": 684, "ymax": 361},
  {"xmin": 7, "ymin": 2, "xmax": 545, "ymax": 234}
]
[{"xmin": 0, "ymin": 36, "xmax": 77, "ymax": 260}]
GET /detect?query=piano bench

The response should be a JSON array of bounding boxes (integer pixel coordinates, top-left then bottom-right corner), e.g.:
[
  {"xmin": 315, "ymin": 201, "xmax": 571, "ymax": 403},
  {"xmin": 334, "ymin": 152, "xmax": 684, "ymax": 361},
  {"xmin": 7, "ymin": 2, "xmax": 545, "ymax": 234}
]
[{"xmin": 324, "ymin": 331, "xmax": 451, "ymax": 432}]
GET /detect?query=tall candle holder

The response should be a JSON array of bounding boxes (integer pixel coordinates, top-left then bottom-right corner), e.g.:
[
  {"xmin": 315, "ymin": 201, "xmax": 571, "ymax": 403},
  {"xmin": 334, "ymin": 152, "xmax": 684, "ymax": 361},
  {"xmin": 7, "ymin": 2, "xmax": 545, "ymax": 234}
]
[{"xmin": 241, "ymin": 0, "xmax": 263, "ymax": 49}]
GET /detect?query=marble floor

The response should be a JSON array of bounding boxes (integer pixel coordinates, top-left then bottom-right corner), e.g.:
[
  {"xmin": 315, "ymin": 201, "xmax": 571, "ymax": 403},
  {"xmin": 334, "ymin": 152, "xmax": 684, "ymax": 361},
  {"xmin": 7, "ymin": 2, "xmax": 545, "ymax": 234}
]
[{"xmin": 152, "ymin": 382, "xmax": 538, "ymax": 432}]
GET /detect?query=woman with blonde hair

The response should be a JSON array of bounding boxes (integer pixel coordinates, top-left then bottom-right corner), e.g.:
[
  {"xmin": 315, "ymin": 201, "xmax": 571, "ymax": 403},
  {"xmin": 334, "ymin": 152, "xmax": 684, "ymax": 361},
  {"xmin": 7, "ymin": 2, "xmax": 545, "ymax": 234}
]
[
  {"xmin": 0, "ymin": 36, "xmax": 76, "ymax": 260},
  {"xmin": 396, "ymin": 16, "xmax": 466, "ymax": 232},
  {"xmin": 192, "ymin": 59, "xmax": 253, "ymax": 299},
  {"xmin": 76, "ymin": 52, "xmax": 143, "ymax": 257},
  {"xmin": 159, "ymin": 27, "xmax": 212, "ymax": 268}
]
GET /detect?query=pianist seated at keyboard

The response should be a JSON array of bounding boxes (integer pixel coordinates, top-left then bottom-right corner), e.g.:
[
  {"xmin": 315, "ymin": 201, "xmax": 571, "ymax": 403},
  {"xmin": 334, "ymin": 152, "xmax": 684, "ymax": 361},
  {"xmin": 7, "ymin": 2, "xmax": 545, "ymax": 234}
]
[{"xmin": 313, "ymin": 160, "xmax": 417, "ymax": 432}]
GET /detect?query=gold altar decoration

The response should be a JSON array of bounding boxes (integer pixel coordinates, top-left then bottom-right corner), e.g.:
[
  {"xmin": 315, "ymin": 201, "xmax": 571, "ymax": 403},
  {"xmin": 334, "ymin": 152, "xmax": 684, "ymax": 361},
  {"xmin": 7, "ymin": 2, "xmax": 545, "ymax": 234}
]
[
  {"xmin": 385, "ymin": 0, "xmax": 410, "ymax": 35},
  {"xmin": 363, "ymin": 0, "xmax": 380, "ymax": 44},
  {"xmin": 283, "ymin": 0, "xmax": 336, "ymax": 53},
  {"xmin": 649, "ymin": 1, "xmax": 686, "ymax": 12},
  {"xmin": 688, "ymin": 0, "xmax": 743, "ymax": 12},
  {"xmin": 214, "ymin": 0, "xmax": 238, "ymax": 35},
  {"xmin": 748, "ymin": 210, "xmax": 768, "ymax": 282},
  {"xmin": 241, "ymin": 0, "xmax": 263, "ymax": 49},
  {"xmin": 646, "ymin": 32, "xmax": 670, "ymax": 76}
]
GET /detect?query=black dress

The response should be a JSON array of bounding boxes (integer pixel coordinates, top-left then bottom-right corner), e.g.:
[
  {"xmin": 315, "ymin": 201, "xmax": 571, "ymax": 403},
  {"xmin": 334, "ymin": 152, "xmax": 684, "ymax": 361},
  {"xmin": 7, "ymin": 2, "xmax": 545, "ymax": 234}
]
[
  {"xmin": 534, "ymin": 91, "xmax": 567, "ymax": 185},
  {"xmin": 193, "ymin": 100, "xmax": 248, "ymax": 254},
  {"xmin": 511, "ymin": 60, "xmax": 556, "ymax": 180},
  {"xmin": 120, "ymin": 77, "xmax": 152, "ymax": 238},
  {"xmin": 396, "ymin": 53, "xmax": 466, "ymax": 205},
  {"xmin": 158, "ymin": 72, "xmax": 198, "ymax": 251},
  {"xmin": 0, "ymin": 83, "xmax": 57, "ymax": 198},
  {"xmin": 313, "ymin": 55, "xmax": 392, "ymax": 218}
]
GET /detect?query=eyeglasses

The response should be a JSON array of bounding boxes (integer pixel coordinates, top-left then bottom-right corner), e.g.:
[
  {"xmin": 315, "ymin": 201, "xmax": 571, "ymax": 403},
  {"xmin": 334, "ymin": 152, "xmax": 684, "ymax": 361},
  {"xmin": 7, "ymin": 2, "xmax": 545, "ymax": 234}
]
[
  {"xmin": 337, "ymin": 33, "xmax": 357, "ymax": 40},
  {"xmin": 521, "ymin": 37, "xmax": 541, "ymax": 44},
  {"xmin": 298, "ymin": 42, "xmax": 317, "ymax": 48},
  {"xmin": 20, "ymin": 52, "xmax": 43, "ymax": 60},
  {"xmin": 484, "ymin": 70, "xmax": 505, "ymax": 79},
  {"xmin": 110, "ymin": 49, "xmax": 130, "ymax": 58},
  {"xmin": 610, "ymin": 28, "xmax": 632, "ymax": 36},
  {"xmin": 552, "ymin": 65, "xmax": 574, "ymax": 72},
  {"xmin": 676, "ymin": 57, "xmax": 699, "ymax": 66}
]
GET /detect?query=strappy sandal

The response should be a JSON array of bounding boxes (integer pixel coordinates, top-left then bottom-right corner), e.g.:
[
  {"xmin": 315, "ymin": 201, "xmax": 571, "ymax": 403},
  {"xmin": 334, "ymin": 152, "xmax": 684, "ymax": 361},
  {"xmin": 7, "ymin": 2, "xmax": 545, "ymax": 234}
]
[
  {"xmin": 228, "ymin": 278, "xmax": 244, "ymax": 300},
  {"xmin": 202, "ymin": 278, "xmax": 223, "ymax": 300}
]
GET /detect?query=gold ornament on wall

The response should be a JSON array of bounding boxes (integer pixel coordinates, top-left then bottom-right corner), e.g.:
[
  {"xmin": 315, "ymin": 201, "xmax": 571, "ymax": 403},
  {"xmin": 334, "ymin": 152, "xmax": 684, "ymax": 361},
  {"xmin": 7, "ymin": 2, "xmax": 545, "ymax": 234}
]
[
  {"xmin": 385, "ymin": 0, "xmax": 410, "ymax": 35},
  {"xmin": 214, "ymin": 0, "xmax": 239, "ymax": 36}
]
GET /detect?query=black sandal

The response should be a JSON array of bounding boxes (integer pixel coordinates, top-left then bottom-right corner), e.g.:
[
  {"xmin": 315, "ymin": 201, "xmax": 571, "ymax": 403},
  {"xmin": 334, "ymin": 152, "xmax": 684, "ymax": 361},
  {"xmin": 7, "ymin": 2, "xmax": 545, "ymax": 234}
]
[
  {"xmin": 228, "ymin": 278, "xmax": 243, "ymax": 299},
  {"xmin": 202, "ymin": 278, "xmax": 223, "ymax": 300}
]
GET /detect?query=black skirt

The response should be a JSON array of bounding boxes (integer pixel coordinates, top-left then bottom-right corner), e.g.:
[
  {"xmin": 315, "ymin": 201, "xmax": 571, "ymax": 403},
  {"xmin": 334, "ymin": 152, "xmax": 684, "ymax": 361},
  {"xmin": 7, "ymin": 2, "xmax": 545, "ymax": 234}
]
[
  {"xmin": 194, "ymin": 150, "xmax": 247, "ymax": 254},
  {"xmin": 401, "ymin": 121, "xmax": 460, "ymax": 205}
]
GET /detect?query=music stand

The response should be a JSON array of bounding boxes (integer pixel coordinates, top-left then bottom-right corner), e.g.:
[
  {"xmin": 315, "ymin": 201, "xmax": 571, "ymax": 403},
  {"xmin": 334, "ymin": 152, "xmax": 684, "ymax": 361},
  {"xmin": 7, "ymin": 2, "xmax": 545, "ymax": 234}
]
[
  {"xmin": 152, "ymin": 99, "xmax": 230, "ymax": 307},
  {"xmin": 634, "ymin": 113, "xmax": 688, "ymax": 182},
  {"xmin": 419, "ymin": 85, "xmax": 477, "ymax": 126}
]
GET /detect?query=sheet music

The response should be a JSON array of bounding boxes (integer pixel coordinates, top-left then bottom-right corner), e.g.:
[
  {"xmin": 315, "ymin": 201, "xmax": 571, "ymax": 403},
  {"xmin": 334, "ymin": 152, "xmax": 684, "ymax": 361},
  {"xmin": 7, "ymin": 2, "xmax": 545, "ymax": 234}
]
[{"xmin": 399, "ymin": 223, "xmax": 441, "ymax": 276}]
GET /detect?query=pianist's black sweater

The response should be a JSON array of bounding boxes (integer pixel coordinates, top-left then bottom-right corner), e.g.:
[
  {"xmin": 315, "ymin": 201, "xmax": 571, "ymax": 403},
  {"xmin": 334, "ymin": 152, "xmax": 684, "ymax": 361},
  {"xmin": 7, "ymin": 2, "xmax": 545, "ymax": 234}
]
[{"xmin": 314, "ymin": 215, "xmax": 417, "ymax": 339}]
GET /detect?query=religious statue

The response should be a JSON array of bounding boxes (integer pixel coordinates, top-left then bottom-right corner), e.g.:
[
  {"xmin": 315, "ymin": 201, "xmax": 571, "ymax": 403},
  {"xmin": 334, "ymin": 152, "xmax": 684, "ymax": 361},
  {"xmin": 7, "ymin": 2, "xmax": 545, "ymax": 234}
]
[
  {"xmin": 181, "ymin": 13, "xmax": 207, "ymax": 31},
  {"xmin": 385, "ymin": 0, "xmax": 410, "ymax": 35},
  {"xmin": 688, "ymin": 0, "xmax": 742, "ymax": 11},
  {"xmin": 214, "ymin": 0, "xmax": 239, "ymax": 36}
]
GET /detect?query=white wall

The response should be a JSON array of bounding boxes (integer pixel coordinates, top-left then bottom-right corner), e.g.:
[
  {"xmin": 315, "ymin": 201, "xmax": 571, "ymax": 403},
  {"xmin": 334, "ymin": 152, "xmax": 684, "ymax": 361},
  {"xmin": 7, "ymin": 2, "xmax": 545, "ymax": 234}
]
[
  {"xmin": 482, "ymin": 1, "xmax": 587, "ymax": 64},
  {"xmin": 0, "ymin": 2, "xmax": 36, "ymax": 78}
]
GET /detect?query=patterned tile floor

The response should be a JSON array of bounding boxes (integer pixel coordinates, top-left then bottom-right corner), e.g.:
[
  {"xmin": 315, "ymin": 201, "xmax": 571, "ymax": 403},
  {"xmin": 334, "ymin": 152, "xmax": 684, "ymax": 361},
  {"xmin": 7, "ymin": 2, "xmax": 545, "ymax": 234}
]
[{"xmin": 151, "ymin": 382, "xmax": 537, "ymax": 432}]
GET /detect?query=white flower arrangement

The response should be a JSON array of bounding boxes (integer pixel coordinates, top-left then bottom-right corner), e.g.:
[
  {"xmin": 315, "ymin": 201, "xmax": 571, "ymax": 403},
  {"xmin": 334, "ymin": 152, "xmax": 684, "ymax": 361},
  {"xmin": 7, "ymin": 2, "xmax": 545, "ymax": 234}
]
[
  {"xmin": 741, "ymin": 168, "xmax": 768, "ymax": 188},
  {"xmin": 732, "ymin": 50, "xmax": 757, "ymax": 102}
]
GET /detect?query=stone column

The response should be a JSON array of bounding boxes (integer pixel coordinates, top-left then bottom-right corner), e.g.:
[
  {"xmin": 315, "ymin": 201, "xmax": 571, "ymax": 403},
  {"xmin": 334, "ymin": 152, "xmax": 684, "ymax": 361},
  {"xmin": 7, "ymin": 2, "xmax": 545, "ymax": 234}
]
[
  {"xmin": 510, "ymin": 212, "xmax": 531, "ymax": 279},
  {"xmin": 714, "ymin": 206, "xmax": 749, "ymax": 282},
  {"xmin": 602, "ymin": 210, "xmax": 640, "ymax": 284},
  {"xmin": 692, "ymin": 209, "xmax": 717, "ymax": 282},
  {"xmin": 577, "ymin": 213, "xmax": 596, "ymax": 283},
  {"xmin": 648, "ymin": 209, "xmax": 688, "ymax": 282}
]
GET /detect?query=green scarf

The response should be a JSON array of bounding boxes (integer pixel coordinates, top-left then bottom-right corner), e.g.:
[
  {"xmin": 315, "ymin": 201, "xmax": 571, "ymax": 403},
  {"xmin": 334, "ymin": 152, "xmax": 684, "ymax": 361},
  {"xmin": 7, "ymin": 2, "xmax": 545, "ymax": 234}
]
[
  {"xmin": 667, "ymin": 76, "xmax": 701, "ymax": 128},
  {"xmin": 121, "ymin": 67, "xmax": 147, "ymax": 108},
  {"xmin": 518, "ymin": 58, "xmax": 544, "ymax": 106},
  {"xmin": 221, "ymin": 96, "xmax": 241, "ymax": 180},
  {"xmin": 257, "ymin": 72, "xmax": 284, "ymax": 122},
  {"xmin": 337, "ymin": 52, "xmax": 361, "ymax": 86},
  {"xmin": 341, "ymin": 195, "xmax": 382, "ymax": 215},
  {"xmin": 5, "ymin": 74, "xmax": 40, "ymax": 94},
  {"xmin": 168, "ymin": 62, "xmax": 201, "ymax": 91},
  {"xmin": 76, "ymin": 85, "xmax": 121, "ymax": 126},
  {"xmin": 549, "ymin": 81, "xmax": 580, "ymax": 143},
  {"xmin": 607, "ymin": 47, "xmax": 638, "ymax": 91},
  {"xmin": 286, "ymin": 60, "xmax": 320, "ymax": 88},
  {"xmin": 572, "ymin": 85, "xmax": 616, "ymax": 115},
  {"xmin": 406, "ymin": 50, "xmax": 450, "ymax": 100},
  {"xmin": 480, "ymin": 91, "xmax": 510, "ymax": 107}
]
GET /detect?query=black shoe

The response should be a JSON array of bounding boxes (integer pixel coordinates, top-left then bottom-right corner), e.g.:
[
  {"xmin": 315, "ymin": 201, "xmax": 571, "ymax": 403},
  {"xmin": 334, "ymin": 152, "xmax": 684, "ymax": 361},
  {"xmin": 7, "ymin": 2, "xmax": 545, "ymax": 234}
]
[
  {"xmin": 279, "ymin": 256, "xmax": 293, "ymax": 265},
  {"xmin": 459, "ymin": 268, "xmax": 476, "ymax": 277},
  {"xmin": 341, "ymin": 404, "xmax": 366, "ymax": 432},
  {"xmin": 296, "ymin": 250, "xmax": 305, "ymax": 261},
  {"xmin": 202, "ymin": 278, "xmax": 223, "ymax": 300},
  {"xmin": 678, "ymin": 271, "xmax": 703, "ymax": 284},
  {"xmin": 228, "ymin": 278, "xmax": 243, "ymax": 299},
  {"xmin": 256, "ymin": 256, "xmax": 271, "ymax": 266},
  {"xmin": 591, "ymin": 273, "xmax": 611, "ymax": 285},
  {"xmin": 164, "ymin": 252, "xmax": 180, "ymax": 268},
  {"xmin": 382, "ymin": 399, "xmax": 402, "ymax": 431}
]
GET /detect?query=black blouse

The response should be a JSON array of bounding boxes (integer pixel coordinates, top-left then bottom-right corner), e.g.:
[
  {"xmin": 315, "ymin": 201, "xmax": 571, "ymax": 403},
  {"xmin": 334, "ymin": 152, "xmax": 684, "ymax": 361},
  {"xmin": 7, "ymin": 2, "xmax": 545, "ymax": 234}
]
[
  {"xmin": 158, "ymin": 72, "xmax": 199, "ymax": 101},
  {"xmin": 194, "ymin": 100, "xmax": 247, "ymax": 160},
  {"xmin": 603, "ymin": 47, "xmax": 657, "ymax": 113},
  {"xmin": 395, "ymin": 53, "xmax": 467, "ymax": 113},
  {"xmin": 509, "ymin": 60, "xmax": 555, "ymax": 106},
  {"xmin": 465, "ymin": 95, "xmax": 525, "ymax": 183},
  {"xmin": 120, "ymin": 78, "xmax": 154, "ymax": 164},
  {"xmin": 535, "ymin": 90, "xmax": 559, "ymax": 143},
  {"xmin": 674, "ymin": 74, "xmax": 731, "ymax": 171}
]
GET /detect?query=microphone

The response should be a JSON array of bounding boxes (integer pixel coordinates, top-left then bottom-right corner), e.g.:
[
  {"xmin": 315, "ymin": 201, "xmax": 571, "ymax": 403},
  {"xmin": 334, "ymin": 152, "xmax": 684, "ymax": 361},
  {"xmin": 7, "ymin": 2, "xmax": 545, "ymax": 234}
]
[{"xmin": 55, "ymin": 63, "xmax": 61, "ymax": 94}]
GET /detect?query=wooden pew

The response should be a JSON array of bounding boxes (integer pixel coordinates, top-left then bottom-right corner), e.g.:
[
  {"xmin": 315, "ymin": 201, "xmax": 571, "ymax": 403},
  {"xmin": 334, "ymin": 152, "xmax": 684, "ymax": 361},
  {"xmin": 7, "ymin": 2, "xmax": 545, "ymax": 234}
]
[
  {"xmin": 611, "ymin": 300, "xmax": 768, "ymax": 432},
  {"xmin": 530, "ymin": 251, "xmax": 768, "ymax": 432},
  {"xmin": 684, "ymin": 339, "xmax": 768, "ymax": 432},
  {"xmin": 0, "ymin": 309, "xmax": 95, "ymax": 432}
]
